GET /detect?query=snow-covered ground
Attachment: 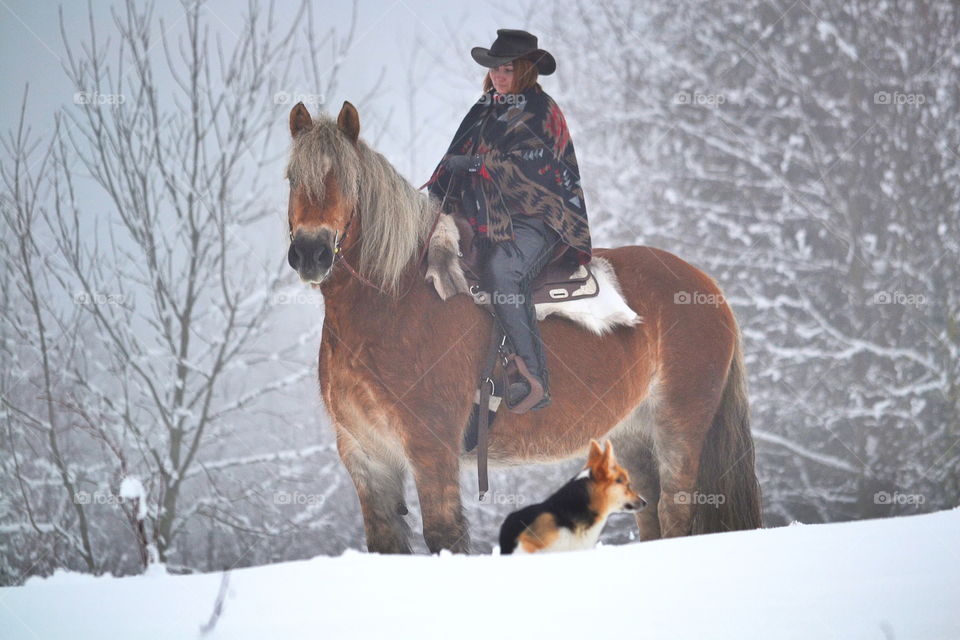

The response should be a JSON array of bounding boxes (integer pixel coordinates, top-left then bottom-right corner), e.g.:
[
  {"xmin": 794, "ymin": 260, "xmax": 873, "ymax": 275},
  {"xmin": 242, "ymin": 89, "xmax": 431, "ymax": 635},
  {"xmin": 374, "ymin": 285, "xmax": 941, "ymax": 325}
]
[{"xmin": 3, "ymin": 508, "xmax": 958, "ymax": 639}]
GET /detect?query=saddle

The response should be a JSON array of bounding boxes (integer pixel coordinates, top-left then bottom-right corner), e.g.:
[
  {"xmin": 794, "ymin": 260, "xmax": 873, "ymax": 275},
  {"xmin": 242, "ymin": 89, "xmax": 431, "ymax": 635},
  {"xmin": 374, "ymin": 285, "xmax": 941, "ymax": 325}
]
[{"xmin": 451, "ymin": 215, "xmax": 601, "ymax": 307}]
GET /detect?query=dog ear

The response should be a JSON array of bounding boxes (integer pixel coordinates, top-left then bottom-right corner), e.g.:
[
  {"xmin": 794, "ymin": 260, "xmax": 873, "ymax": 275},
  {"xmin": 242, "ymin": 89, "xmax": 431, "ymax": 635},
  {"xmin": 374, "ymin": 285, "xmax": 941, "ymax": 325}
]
[
  {"xmin": 586, "ymin": 439, "xmax": 604, "ymax": 473},
  {"xmin": 601, "ymin": 440, "xmax": 616, "ymax": 472}
]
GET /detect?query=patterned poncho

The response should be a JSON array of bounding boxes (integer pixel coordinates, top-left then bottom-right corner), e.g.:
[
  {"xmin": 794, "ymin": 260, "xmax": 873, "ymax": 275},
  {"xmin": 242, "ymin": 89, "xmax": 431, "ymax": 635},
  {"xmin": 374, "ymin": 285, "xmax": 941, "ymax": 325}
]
[{"xmin": 425, "ymin": 84, "xmax": 592, "ymax": 266}]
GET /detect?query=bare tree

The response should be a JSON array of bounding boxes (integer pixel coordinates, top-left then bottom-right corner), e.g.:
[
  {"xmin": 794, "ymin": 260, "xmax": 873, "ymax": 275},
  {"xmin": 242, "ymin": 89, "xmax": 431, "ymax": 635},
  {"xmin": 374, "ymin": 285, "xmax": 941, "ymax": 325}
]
[
  {"xmin": 1, "ymin": 93, "xmax": 98, "ymax": 579},
  {"xmin": 1, "ymin": 0, "xmax": 381, "ymax": 582}
]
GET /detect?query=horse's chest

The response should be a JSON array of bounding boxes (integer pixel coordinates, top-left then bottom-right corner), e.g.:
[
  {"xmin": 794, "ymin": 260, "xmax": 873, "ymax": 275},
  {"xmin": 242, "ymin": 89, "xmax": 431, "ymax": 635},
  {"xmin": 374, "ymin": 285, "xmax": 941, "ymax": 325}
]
[{"xmin": 318, "ymin": 333, "xmax": 399, "ymax": 427}]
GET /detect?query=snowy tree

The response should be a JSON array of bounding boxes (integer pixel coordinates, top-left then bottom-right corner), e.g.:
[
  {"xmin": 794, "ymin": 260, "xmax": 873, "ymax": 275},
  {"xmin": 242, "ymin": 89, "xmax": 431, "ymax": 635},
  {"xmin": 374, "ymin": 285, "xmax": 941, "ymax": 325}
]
[{"xmin": 537, "ymin": 0, "xmax": 959, "ymax": 525}]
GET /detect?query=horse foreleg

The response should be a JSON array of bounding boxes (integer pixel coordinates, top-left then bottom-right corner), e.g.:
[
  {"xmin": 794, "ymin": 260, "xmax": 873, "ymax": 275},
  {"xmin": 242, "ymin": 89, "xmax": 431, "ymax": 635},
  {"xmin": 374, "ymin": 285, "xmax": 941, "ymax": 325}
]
[
  {"xmin": 336, "ymin": 429, "xmax": 412, "ymax": 554},
  {"xmin": 407, "ymin": 440, "xmax": 470, "ymax": 554}
]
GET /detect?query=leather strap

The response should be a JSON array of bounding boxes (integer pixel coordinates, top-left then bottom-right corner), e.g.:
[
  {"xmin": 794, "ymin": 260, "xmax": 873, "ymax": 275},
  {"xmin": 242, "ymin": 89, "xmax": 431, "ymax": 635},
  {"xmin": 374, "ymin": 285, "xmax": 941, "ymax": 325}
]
[{"xmin": 477, "ymin": 312, "xmax": 503, "ymax": 499}]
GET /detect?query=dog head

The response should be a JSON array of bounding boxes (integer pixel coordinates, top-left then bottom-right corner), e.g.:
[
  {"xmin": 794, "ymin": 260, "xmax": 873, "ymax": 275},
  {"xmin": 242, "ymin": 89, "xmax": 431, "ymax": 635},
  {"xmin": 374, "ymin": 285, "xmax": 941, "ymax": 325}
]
[{"xmin": 585, "ymin": 439, "xmax": 646, "ymax": 513}]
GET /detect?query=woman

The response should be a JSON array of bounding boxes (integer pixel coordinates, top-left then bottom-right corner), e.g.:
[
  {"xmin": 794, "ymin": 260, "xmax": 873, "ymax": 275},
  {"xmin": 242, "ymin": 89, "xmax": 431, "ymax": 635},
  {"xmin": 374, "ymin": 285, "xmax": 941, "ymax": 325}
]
[{"xmin": 426, "ymin": 29, "xmax": 592, "ymax": 413}]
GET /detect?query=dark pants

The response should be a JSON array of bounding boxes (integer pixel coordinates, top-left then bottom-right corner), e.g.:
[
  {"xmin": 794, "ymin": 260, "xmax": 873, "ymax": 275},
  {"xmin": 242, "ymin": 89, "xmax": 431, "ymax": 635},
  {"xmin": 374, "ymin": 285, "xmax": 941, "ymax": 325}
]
[{"xmin": 481, "ymin": 214, "xmax": 562, "ymax": 392}]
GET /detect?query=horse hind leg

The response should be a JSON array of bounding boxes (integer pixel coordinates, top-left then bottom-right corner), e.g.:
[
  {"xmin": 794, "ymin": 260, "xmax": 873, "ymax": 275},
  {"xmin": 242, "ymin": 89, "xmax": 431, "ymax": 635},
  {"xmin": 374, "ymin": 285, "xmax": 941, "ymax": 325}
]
[
  {"xmin": 652, "ymin": 422, "xmax": 706, "ymax": 538},
  {"xmin": 610, "ymin": 393, "xmax": 662, "ymax": 541},
  {"xmin": 651, "ymin": 382, "xmax": 725, "ymax": 538},
  {"xmin": 602, "ymin": 372, "xmax": 723, "ymax": 540},
  {"xmin": 610, "ymin": 372, "xmax": 716, "ymax": 539},
  {"xmin": 652, "ymin": 328, "xmax": 760, "ymax": 537},
  {"xmin": 336, "ymin": 429, "xmax": 412, "ymax": 554}
]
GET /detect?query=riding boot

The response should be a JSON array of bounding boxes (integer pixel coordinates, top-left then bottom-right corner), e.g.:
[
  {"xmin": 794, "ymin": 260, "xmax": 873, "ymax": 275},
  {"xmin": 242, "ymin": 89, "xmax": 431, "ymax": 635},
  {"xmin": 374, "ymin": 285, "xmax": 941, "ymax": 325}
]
[{"xmin": 496, "ymin": 279, "xmax": 552, "ymax": 412}]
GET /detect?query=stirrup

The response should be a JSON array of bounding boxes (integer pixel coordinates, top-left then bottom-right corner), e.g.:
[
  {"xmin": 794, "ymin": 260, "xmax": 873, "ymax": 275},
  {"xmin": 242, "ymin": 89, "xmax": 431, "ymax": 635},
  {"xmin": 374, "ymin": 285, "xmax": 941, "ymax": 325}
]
[{"xmin": 503, "ymin": 354, "xmax": 546, "ymax": 414}]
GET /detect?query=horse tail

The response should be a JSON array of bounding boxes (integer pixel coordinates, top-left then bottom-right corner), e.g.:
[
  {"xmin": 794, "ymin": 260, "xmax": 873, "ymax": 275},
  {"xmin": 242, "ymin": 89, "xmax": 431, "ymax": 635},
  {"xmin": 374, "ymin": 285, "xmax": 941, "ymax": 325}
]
[{"xmin": 691, "ymin": 324, "xmax": 763, "ymax": 533}]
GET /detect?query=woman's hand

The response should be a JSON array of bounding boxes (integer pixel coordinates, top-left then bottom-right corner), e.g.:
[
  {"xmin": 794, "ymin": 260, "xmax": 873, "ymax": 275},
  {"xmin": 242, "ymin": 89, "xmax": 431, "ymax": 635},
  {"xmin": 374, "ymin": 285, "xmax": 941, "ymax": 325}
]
[{"xmin": 445, "ymin": 154, "xmax": 483, "ymax": 174}]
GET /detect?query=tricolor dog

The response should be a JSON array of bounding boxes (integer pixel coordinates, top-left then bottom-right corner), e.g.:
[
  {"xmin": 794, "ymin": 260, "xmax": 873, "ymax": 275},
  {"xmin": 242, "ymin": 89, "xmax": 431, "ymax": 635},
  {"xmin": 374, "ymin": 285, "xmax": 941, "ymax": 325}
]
[{"xmin": 499, "ymin": 439, "xmax": 645, "ymax": 554}]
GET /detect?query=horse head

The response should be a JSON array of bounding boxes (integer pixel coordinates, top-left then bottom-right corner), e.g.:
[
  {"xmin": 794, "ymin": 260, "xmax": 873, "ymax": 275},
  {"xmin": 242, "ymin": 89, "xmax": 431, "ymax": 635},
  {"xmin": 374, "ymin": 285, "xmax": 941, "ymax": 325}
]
[{"xmin": 285, "ymin": 100, "xmax": 361, "ymax": 285}]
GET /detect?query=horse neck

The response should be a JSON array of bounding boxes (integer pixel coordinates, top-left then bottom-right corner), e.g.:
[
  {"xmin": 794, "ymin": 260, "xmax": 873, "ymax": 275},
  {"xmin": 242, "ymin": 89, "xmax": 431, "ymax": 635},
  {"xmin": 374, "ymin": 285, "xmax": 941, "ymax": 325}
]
[{"xmin": 320, "ymin": 171, "xmax": 436, "ymax": 312}]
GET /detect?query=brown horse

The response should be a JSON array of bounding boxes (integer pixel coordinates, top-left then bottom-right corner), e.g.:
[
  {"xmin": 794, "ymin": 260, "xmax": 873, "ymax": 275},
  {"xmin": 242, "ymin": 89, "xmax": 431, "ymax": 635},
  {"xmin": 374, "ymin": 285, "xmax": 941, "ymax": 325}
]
[{"xmin": 284, "ymin": 100, "xmax": 762, "ymax": 554}]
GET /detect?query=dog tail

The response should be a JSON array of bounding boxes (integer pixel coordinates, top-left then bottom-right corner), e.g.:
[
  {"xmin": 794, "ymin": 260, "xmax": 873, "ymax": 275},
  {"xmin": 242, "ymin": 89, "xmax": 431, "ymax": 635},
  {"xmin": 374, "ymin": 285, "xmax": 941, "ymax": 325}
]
[{"xmin": 691, "ymin": 324, "xmax": 763, "ymax": 533}]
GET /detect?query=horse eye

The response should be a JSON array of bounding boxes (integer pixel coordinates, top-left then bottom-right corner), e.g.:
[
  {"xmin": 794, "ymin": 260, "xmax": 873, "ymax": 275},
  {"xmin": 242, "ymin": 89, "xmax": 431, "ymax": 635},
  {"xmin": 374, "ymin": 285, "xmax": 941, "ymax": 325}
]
[{"xmin": 617, "ymin": 476, "xmax": 625, "ymax": 484}]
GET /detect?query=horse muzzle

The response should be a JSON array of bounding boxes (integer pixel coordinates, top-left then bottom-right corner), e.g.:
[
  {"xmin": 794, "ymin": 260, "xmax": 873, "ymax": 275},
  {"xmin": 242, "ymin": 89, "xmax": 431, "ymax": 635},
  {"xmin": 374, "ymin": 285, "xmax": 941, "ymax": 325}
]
[{"xmin": 288, "ymin": 231, "xmax": 335, "ymax": 284}]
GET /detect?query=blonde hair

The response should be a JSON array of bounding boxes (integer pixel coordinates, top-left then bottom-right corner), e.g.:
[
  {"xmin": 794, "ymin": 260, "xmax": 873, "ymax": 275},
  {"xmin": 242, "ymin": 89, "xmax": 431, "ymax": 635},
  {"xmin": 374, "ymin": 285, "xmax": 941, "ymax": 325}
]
[{"xmin": 482, "ymin": 57, "xmax": 539, "ymax": 93}]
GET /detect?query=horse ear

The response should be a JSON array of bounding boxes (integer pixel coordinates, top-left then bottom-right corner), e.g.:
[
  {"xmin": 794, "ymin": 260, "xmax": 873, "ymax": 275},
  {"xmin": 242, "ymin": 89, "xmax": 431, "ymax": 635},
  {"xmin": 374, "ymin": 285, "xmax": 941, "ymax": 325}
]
[
  {"xmin": 290, "ymin": 102, "xmax": 312, "ymax": 137},
  {"xmin": 337, "ymin": 100, "xmax": 360, "ymax": 143}
]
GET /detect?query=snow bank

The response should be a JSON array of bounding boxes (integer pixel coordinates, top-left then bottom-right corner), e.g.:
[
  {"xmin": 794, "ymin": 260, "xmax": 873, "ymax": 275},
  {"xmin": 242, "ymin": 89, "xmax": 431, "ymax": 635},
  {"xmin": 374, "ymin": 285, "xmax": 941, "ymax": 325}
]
[{"xmin": 2, "ymin": 509, "xmax": 959, "ymax": 639}]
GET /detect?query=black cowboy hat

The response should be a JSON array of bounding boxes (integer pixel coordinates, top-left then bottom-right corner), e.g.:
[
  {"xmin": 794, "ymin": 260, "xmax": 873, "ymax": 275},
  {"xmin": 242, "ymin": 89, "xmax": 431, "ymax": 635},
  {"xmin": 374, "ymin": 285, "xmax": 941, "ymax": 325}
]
[{"xmin": 471, "ymin": 28, "xmax": 556, "ymax": 76}]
